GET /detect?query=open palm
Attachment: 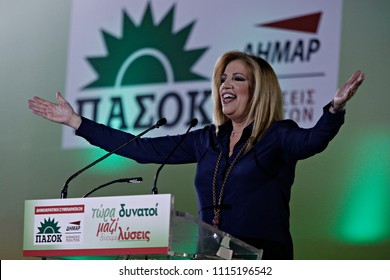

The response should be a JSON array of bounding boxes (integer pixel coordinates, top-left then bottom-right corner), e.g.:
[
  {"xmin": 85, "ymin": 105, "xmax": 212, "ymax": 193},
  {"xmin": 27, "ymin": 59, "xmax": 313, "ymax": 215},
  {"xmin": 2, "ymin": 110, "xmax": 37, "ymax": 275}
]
[
  {"xmin": 28, "ymin": 92, "xmax": 80, "ymax": 128},
  {"xmin": 333, "ymin": 70, "xmax": 365, "ymax": 108}
]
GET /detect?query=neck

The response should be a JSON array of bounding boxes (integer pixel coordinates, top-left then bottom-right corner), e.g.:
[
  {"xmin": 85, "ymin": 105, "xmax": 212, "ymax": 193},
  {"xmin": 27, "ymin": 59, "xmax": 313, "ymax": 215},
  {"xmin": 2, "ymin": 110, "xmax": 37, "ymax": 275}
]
[{"xmin": 231, "ymin": 121, "xmax": 247, "ymax": 135}]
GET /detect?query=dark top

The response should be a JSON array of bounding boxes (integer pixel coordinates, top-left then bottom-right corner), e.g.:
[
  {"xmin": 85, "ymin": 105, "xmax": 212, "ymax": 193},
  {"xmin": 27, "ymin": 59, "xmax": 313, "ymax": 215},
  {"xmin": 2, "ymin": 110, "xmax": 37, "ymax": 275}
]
[{"xmin": 76, "ymin": 103, "xmax": 344, "ymax": 259}]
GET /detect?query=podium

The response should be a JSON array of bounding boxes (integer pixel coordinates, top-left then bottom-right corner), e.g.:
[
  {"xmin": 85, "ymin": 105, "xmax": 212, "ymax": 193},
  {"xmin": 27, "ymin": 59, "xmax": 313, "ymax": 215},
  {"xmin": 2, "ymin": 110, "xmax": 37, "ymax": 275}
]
[{"xmin": 23, "ymin": 194, "xmax": 262, "ymax": 260}]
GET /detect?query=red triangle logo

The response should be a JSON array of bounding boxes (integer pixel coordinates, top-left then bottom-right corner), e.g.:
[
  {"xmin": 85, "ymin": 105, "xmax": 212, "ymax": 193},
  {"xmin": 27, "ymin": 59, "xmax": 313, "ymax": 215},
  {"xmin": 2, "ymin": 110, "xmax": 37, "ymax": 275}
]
[{"xmin": 256, "ymin": 12, "xmax": 322, "ymax": 33}]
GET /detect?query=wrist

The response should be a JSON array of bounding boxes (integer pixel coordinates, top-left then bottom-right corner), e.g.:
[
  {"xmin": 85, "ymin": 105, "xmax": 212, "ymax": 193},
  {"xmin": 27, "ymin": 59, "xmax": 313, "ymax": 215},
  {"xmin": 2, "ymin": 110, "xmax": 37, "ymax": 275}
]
[
  {"xmin": 67, "ymin": 113, "xmax": 82, "ymax": 129},
  {"xmin": 330, "ymin": 99, "xmax": 345, "ymax": 113}
]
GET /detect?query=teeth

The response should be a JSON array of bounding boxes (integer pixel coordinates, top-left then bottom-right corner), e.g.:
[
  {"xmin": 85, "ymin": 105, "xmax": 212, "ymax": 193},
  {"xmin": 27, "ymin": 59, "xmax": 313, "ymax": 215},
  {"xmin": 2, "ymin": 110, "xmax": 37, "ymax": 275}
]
[{"xmin": 222, "ymin": 93, "xmax": 236, "ymax": 100}]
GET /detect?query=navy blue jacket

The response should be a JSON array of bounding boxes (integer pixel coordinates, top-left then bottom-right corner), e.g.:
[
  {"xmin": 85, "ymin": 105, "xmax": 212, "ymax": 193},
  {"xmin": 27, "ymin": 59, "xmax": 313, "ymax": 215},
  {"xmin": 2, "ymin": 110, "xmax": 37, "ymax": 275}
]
[{"xmin": 76, "ymin": 104, "xmax": 344, "ymax": 259}]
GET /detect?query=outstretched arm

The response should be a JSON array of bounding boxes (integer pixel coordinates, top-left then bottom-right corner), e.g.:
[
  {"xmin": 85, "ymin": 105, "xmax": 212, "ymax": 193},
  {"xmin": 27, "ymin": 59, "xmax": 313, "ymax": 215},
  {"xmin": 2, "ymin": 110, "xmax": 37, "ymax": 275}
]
[
  {"xmin": 329, "ymin": 70, "xmax": 365, "ymax": 113},
  {"xmin": 28, "ymin": 92, "xmax": 82, "ymax": 129},
  {"xmin": 280, "ymin": 70, "xmax": 365, "ymax": 160}
]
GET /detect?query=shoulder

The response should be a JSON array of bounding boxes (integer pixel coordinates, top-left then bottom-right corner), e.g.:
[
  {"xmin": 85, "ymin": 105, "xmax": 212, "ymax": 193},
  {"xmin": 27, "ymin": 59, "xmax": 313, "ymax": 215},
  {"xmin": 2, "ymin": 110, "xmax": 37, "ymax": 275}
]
[
  {"xmin": 266, "ymin": 119, "xmax": 300, "ymax": 136},
  {"xmin": 186, "ymin": 124, "xmax": 217, "ymax": 157},
  {"xmin": 273, "ymin": 119, "xmax": 299, "ymax": 128},
  {"xmin": 186, "ymin": 124, "xmax": 216, "ymax": 144},
  {"xmin": 253, "ymin": 119, "xmax": 301, "ymax": 149},
  {"xmin": 189, "ymin": 124, "xmax": 215, "ymax": 136}
]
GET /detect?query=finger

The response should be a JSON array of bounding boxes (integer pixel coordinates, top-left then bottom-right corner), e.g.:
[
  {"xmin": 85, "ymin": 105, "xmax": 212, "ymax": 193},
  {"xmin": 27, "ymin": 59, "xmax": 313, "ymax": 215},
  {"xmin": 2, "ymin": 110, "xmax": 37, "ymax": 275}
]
[
  {"xmin": 28, "ymin": 100, "xmax": 40, "ymax": 111},
  {"xmin": 29, "ymin": 96, "xmax": 45, "ymax": 103},
  {"xmin": 28, "ymin": 101, "xmax": 48, "ymax": 115},
  {"xmin": 30, "ymin": 109, "xmax": 47, "ymax": 118},
  {"xmin": 32, "ymin": 96, "xmax": 48, "ymax": 102},
  {"xmin": 350, "ymin": 72, "xmax": 365, "ymax": 92},
  {"xmin": 28, "ymin": 99, "xmax": 46, "ymax": 111},
  {"xmin": 28, "ymin": 97, "xmax": 43, "ymax": 107},
  {"xmin": 29, "ymin": 102, "xmax": 50, "ymax": 118},
  {"xmin": 347, "ymin": 71, "xmax": 365, "ymax": 93},
  {"xmin": 348, "ymin": 70, "xmax": 361, "ymax": 84},
  {"xmin": 32, "ymin": 96, "xmax": 56, "ymax": 107},
  {"xmin": 357, "ymin": 72, "xmax": 365, "ymax": 85},
  {"xmin": 56, "ymin": 91, "xmax": 66, "ymax": 103}
]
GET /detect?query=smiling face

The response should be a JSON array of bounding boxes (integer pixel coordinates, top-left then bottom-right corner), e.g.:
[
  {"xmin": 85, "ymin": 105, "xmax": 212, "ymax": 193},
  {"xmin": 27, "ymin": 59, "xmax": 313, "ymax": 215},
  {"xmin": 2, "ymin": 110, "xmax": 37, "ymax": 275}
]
[{"xmin": 219, "ymin": 59, "xmax": 253, "ymax": 123}]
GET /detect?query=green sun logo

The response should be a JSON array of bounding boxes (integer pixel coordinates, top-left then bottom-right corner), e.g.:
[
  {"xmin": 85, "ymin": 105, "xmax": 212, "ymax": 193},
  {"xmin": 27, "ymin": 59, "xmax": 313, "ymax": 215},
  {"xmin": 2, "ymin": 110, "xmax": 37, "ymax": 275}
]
[
  {"xmin": 84, "ymin": 3, "xmax": 208, "ymax": 89},
  {"xmin": 37, "ymin": 218, "xmax": 61, "ymax": 234}
]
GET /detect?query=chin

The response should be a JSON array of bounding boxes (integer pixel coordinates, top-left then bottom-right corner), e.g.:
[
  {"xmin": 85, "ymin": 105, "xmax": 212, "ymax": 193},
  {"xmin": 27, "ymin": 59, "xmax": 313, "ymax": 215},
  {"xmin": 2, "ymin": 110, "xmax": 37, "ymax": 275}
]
[{"xmin": 222, "ymin": 111, "xmax": 233, "ymax": 118}]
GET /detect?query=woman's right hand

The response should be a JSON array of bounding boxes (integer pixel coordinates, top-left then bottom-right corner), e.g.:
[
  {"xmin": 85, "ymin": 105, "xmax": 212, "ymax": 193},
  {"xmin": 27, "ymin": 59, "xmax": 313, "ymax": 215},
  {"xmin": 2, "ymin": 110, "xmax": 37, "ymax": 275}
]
[{"xmin": 28, "ymin": 92, "xmax": 82, "ymax": 129}]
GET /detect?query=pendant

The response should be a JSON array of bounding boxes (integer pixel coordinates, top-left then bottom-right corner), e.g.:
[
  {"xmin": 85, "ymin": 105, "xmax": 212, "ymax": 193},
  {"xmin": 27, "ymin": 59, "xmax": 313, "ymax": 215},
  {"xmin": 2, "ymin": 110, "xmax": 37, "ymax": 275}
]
[{"xmin": 212, "ymin": 217, "xmax": 219, "ymax": 227}]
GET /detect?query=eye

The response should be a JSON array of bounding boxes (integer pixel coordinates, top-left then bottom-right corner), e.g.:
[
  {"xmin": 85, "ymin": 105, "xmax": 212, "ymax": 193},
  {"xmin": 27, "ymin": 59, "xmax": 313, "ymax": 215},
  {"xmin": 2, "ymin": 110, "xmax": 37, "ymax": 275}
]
[
  {"xmin": 233, "ymin": 75, "xmax": 246, "ymax": 81},
  {"xmin": 220, "ymin": 75, "xmax": 227, "ymax": 83}
]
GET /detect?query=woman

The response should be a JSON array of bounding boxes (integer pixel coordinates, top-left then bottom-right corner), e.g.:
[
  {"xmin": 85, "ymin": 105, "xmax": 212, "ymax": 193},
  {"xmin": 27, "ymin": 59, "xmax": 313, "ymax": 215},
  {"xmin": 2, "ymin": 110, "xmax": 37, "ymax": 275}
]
[{"xmin": 28, "ymin": 51, "xmax": 365, "ymax": 259}]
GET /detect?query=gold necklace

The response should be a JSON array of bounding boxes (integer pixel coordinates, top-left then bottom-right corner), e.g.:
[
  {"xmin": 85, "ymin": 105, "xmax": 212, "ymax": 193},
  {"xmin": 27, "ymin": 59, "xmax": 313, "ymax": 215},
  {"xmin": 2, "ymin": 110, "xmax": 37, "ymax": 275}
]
[{"xmin": 211, "ymin": 139, "xmax": 249, "ymax": 228}]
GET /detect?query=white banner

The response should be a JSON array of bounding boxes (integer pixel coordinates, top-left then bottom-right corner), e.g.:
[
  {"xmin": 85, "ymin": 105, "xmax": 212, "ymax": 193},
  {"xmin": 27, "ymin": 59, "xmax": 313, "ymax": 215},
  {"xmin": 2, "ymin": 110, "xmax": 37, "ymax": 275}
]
[
  {"xmin": 63, "ymin": 0, "xmax": 343, "ymax": 149},
  {"xmin": 23, "ymin": 194, "xmax": 173, "ymax": 257}
]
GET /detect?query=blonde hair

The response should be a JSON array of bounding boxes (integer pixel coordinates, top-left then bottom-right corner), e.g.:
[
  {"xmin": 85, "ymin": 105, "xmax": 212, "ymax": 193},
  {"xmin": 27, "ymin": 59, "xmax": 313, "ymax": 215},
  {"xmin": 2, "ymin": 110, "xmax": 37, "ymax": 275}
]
[{"xmin": 212, "ymin": 51, "xmax": 284, "ymax": 151}]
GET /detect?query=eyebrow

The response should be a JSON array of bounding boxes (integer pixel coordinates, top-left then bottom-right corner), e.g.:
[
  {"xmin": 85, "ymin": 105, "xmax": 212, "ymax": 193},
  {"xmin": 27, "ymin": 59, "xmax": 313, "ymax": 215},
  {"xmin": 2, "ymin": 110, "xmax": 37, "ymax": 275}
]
[{"xmin": 222, "ymin": 72, "xmax": 247, "ymax": 77}]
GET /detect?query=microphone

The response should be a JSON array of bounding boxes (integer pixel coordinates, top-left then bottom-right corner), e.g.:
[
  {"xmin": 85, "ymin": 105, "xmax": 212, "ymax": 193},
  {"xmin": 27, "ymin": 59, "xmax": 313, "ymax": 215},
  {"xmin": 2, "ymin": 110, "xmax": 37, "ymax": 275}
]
[
  {"xmin": 82, "ymin": 177, "xmax": 143, "ymax": 198},
  {"xmin": 151, "ymin": 118, "xmax": 198, "ymax": 195},
  {"xmin": 60, "ymin": 118, "xmax": 167, "ymax": 199}
]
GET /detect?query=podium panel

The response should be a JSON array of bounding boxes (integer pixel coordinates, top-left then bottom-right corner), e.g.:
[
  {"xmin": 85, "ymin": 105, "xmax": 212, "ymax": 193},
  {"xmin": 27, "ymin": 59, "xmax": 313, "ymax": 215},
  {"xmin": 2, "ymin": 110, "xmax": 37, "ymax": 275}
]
[
  {"xmin": 24, "ymin": 195, "xmax": 262, "ymax": 260},
  {"xmin": 23, "ymin": 194, "xmax": 173, "ymax": 258}
]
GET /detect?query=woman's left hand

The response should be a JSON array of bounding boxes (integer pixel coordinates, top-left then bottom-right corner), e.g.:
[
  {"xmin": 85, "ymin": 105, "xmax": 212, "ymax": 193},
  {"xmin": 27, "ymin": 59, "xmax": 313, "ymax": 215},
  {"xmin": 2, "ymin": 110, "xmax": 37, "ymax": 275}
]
[{"xmin": 331, "ymin": 70, "xmax": 365, "ymax": 112}]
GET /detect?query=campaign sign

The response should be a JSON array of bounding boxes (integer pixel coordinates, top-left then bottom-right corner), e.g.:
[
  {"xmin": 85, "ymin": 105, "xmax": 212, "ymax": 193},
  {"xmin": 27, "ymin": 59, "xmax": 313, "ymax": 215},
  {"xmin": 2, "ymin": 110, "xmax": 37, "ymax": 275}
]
[{"xmin": 23, "ymin": 194, "xmax": 173, "ymax": 257}]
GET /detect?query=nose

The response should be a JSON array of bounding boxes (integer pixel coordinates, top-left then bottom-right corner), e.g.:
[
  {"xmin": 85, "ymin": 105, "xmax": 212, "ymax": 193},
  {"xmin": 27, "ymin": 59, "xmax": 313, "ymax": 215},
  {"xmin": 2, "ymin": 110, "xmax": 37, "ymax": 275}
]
[{"xmin": 222, "ymin": 79, "xmax": 234, "ymax": 89}]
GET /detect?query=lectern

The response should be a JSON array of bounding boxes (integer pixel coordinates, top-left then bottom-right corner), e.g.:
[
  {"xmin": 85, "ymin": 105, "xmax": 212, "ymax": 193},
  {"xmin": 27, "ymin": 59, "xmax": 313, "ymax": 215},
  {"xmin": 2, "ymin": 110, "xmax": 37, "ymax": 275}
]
[{"xmin": 23, "ymin": 194, "xmax": 262, "ymax": 260}]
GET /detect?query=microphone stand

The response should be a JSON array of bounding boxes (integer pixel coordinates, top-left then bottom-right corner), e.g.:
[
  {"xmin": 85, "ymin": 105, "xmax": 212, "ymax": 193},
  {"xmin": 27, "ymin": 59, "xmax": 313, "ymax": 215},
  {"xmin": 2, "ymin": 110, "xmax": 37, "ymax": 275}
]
[
  {"xmin": 151, "ymin": 118, "xmax": 198, "ymax": 195},
  {"xmin": 61, "ymin": 118, "xmax": 167, "ymax": 198},
  {"xmin": 82, "ymin": 177, "xmax": 143, "ymax": 198}
]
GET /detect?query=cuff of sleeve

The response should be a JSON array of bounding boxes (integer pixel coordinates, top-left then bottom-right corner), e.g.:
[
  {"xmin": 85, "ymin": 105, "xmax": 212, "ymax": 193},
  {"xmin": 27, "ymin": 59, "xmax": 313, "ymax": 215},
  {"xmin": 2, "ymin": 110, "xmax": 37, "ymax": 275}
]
[
  {"xmin": 75, "ymin": 116, "xmax": 90, "ymax": 136},
  {"xmin": 324, "ymin": 101, "xmax": 346, "ymax": 115}
]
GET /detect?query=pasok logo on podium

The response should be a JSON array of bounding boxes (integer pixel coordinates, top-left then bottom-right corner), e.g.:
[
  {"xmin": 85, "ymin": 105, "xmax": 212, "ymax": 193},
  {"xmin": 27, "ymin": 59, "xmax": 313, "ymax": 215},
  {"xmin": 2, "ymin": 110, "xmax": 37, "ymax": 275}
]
[{"xmin": 34, "ymin": 218, "xmax": 63, "ymax": 244}]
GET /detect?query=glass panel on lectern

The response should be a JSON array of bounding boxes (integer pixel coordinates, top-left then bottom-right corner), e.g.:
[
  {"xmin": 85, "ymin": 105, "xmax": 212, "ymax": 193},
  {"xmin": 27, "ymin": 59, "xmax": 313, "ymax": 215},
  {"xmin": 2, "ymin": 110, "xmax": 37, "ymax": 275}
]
[{"xmin": 169, "ymin": 211, "xmax": 263, "ymax": 260}]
